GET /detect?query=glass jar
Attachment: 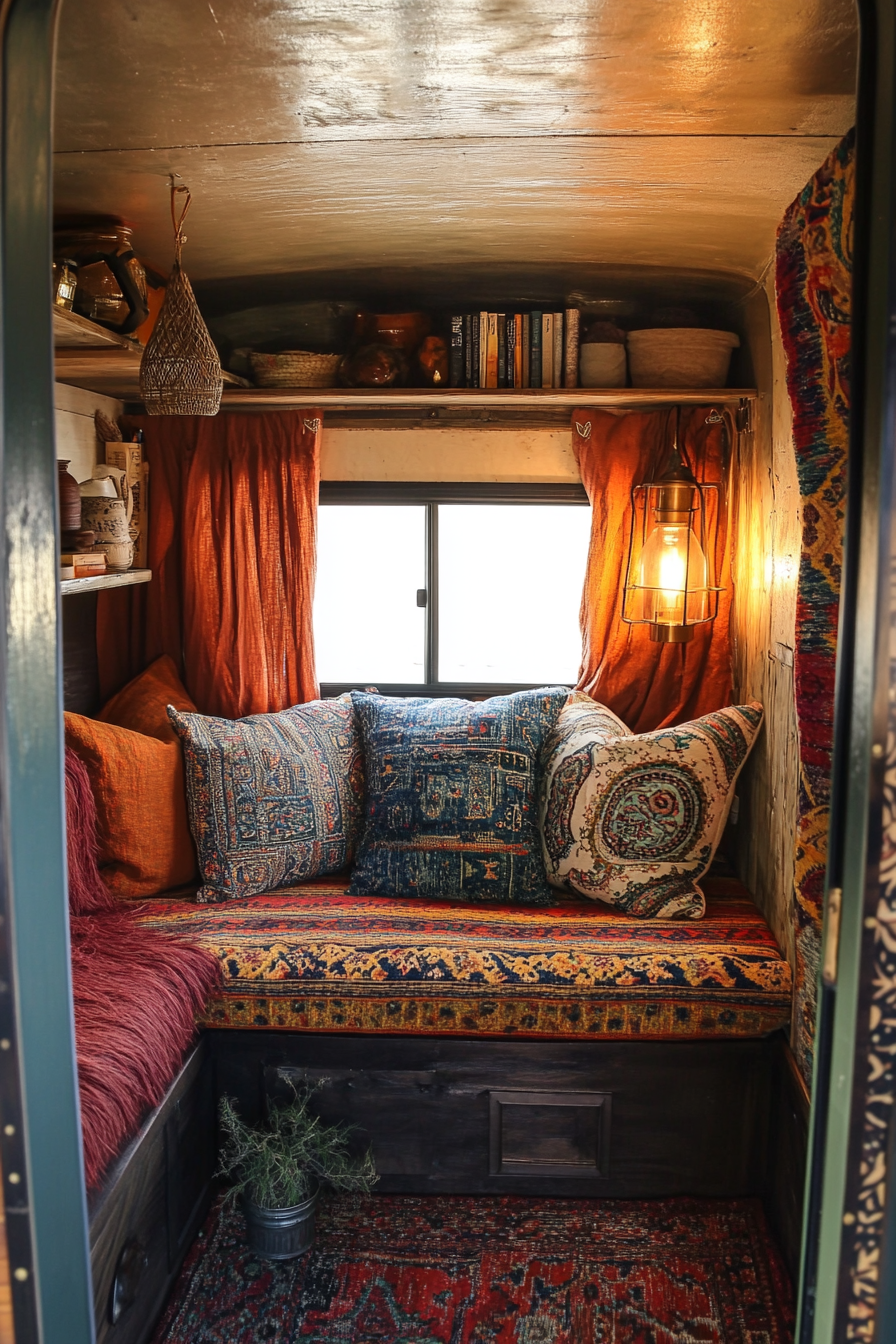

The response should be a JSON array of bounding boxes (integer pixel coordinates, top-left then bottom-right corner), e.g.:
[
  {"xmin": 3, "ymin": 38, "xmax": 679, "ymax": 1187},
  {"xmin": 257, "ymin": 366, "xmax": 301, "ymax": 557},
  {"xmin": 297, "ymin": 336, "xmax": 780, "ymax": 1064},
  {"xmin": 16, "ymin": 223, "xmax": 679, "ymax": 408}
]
[
  {"xmin": 53, "ymin": 223, "xmax": 149, "ymax": 335},
  {"xmin": 52, "ymin": 259, "xmax": 77, "ymax": 310}
]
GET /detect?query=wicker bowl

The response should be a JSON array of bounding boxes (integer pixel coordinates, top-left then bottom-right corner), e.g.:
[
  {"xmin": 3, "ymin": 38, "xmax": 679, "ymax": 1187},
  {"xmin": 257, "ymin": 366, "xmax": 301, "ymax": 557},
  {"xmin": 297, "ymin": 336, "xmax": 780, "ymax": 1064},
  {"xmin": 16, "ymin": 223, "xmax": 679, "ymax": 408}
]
[{"xmin": 249, "ymin": 350, "xmax": 342, "ymax": 388}]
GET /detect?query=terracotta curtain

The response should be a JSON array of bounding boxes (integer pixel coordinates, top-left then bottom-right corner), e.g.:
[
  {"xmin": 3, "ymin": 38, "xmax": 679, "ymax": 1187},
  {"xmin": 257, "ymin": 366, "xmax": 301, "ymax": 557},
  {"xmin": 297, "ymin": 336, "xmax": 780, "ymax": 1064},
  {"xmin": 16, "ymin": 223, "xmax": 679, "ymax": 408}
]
[
  {"xmin": 572, "ymin": 406, "xmax": 733, "ymax": 733},
  {"xmin": 96, "ymin": 411, "xmax": 321, "ymax": 718}
]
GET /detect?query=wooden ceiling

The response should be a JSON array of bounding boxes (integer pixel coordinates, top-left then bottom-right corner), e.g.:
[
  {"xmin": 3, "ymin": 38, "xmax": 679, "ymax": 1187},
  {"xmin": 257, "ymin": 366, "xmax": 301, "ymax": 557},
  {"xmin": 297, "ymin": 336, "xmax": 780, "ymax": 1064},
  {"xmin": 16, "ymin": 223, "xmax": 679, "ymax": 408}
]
[{"xmin": 53, "ymin": 0, "xmax": 857, "ymax": 308}]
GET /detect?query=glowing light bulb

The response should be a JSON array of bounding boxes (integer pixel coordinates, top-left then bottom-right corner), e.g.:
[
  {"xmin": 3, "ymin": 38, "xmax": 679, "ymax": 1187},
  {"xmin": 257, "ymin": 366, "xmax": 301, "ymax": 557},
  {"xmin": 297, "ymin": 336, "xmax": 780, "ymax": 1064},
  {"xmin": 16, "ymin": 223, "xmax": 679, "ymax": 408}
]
[{"xmin": 638, "ymin": 519, "xmax": 709, "ymax": 639}]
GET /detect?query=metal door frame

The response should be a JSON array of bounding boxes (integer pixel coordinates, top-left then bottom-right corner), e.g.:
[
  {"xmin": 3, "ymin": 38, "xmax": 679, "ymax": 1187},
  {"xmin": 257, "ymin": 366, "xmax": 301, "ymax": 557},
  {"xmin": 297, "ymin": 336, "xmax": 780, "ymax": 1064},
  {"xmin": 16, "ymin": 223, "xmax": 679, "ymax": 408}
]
[{"xmin": 0, "ymin": 0, "xmax": 95, "ymax": 1340}]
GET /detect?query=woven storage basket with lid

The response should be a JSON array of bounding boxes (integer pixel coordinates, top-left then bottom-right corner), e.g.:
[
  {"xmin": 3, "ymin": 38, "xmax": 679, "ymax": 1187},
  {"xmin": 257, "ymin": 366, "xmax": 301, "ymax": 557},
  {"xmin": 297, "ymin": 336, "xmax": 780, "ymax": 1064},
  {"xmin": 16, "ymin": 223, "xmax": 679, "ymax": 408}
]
[
  {"xmin": 250, "ymin": 350, "xmax": 341, "ymax": 388},
  {"xmin": 140, "ymin": 182, "xmax": 223, "ymax": 415}
]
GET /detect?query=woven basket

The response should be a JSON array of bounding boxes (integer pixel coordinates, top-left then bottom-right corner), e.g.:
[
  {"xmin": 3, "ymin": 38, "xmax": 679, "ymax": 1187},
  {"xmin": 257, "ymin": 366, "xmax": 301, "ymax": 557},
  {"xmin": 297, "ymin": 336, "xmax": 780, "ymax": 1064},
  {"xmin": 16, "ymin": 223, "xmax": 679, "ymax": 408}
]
[
  {"xmin": 139, "ymin": 184, "xmax": 223, "ymax": 416},
  {"xmin": 250, "ymin": 350, "xmax": 342, "ymax": 389}
]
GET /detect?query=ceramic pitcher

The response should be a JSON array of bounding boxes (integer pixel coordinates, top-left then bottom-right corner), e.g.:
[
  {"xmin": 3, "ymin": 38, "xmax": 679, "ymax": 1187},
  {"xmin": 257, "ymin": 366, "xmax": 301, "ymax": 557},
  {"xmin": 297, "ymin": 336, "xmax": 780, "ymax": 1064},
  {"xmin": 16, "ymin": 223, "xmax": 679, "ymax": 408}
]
[{"xmin": 79, "ymin": 467, "xmax": 135, "ymax": 568}]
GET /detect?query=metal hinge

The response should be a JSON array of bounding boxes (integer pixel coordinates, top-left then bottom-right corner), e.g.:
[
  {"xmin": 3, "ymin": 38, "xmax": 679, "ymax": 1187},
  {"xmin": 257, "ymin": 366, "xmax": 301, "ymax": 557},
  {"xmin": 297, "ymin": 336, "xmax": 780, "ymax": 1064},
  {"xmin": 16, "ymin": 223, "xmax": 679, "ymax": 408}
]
[
  {"xmin": 736, "ymin": 397, "xmax": 753, "ymax": 434},
  {"xmin": 822, "ymin": 887, "xmax": 843, "ymax": 987}
]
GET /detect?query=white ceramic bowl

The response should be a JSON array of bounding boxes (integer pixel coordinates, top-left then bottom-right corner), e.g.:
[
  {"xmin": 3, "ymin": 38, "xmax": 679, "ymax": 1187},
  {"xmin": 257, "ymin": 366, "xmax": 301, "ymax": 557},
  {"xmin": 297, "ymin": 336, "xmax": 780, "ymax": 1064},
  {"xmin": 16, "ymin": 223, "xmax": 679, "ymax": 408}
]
[{"xmin": 626, "ymin": 328, "xmax": 740, "ymax": 388}]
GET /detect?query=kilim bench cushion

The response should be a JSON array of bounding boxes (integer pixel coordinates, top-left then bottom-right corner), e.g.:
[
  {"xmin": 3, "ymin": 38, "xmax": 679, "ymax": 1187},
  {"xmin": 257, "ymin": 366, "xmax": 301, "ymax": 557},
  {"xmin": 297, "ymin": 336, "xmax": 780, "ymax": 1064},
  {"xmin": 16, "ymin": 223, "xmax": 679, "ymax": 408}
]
[{"xmin": 134, "ymin": 875, "xmax": 791, "ymax": 1041}]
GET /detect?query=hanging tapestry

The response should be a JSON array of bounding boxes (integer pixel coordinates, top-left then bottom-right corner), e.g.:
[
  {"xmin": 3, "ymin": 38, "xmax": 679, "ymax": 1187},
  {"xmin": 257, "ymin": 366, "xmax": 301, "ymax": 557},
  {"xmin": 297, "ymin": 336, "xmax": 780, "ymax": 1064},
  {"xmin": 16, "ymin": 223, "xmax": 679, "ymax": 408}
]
[{"xmin": 776, "ymin": 128, "xmax": 854, "ymax": 1086}]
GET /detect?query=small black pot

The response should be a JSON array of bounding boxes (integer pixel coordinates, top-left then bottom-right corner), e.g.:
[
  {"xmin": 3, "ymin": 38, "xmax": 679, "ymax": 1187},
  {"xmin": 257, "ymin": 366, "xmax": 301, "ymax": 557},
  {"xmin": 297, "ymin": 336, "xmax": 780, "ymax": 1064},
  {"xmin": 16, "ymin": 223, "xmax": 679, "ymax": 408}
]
[{"xmin": 241, "ymin": 1181, "xmax": 320, "ymax": 1261}]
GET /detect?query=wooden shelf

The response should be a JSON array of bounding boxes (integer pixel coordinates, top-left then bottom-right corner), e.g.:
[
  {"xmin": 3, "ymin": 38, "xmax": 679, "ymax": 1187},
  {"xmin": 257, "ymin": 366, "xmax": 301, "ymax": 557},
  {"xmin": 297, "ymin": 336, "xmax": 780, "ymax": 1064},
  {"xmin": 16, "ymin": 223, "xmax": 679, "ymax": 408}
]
[
  {"xmin": 60, "ymin": 568, "xmax": 151, "ymax": 596},
  {"xmin": 220, "ymin": 387, "xmax": 757, "ymax": 411},
  {"xmin": 52, "ymin": 311, "xmax": 755, "ymax": 407},
  {"xmin": 53, "ymin": 307, "xmax": 249, "ymax": 398},
  {"xmin": 53, "ymin": 305, "xmax": 143, "ymax": 351}
]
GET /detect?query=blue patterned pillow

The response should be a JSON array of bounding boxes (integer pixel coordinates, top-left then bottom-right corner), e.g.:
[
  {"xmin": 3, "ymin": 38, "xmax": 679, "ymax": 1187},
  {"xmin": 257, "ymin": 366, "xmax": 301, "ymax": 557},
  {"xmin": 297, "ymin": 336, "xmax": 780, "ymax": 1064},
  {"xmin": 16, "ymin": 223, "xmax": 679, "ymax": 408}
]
[
  {"xmin": 349, "ymin": 688, "xmax": 569, "ymax": 906},
  {"xmin": 168, "ymin": 698, "xmax": 364, "ymax": 903}
]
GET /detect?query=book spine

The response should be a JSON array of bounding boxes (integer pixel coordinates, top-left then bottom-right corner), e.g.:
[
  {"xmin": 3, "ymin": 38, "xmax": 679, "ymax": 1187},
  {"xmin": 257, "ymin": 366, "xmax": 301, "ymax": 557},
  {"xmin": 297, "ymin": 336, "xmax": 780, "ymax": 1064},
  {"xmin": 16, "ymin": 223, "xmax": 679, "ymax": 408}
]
[
  {"xmin": 464, "ymin": 314, "xmax": 473, "ymax": 387},
  {"xmin": 552, "ymin": 312, "xmax": 564, "ymax": 388},
  {"xmin": 507, "ymin": 316, "xmax": 517, "ymax": 389},
  {"xmin": 513, "ymin": 314, "xmax": 523, "ymax": 388},
  {"xmin": 497, "ymin": 314, "xmax": 507, "ymax": 387},
  {"xmin": 522, "ymin": 314, "xmax": 531, "ymax": 387},
  {"xmin": 530, "ymin": 312, "xmax": 542, "ymax": 390},
  {"xmin": 564, "ymin": 308, "xmax": 580, "ymax": 389},
  {"xmin": 542, "ymin": 313, "xmax": 554, "ymax": 388},
  {"xmin": 472, "ymin": 314, "xmax": 482, "ymax": 387},
  {"xmin": 479, "ymin": 312, "xmax": 488, "ymax": 388},
  {"xmin": 450, "ymin": 315, "xmax": 464, "ymax": 387},
  {"xmin": 486, "ymin": 312, "xmax": 499, "ymax": 388}
]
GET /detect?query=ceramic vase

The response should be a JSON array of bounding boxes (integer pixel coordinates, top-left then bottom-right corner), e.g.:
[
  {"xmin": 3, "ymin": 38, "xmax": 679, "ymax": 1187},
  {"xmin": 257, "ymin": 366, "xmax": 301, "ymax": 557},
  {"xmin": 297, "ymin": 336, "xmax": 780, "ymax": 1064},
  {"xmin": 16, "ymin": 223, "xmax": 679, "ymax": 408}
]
[{"xmin": 57, "ymin": 460, "xmax": 82, "ymax": 535}]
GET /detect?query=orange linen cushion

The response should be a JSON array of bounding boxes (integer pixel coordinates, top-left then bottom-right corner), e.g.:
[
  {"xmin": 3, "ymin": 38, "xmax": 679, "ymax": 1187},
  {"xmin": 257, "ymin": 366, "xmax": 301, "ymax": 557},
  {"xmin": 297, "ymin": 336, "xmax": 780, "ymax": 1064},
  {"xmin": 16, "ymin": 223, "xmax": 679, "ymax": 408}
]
[
  {"xmin": 65, "ymin": 712, "xmax": 199, "ymax": 899},
  {"xmin": 98, "ymin": 654, "xmax": 197, "ymax": 744}
]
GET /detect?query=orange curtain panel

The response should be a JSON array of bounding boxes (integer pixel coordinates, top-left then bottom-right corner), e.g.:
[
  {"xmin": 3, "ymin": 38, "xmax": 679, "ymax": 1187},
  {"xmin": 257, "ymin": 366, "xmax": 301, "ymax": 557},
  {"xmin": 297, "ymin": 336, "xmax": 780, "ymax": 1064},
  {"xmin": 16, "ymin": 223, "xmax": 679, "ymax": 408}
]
[
  {"xmin": 572, "ymin": 406, "xmax": 733, "ymax": 733},
  {"xmin": 97, "ymin": 411, "xmax": 321, "ymax": 718}
]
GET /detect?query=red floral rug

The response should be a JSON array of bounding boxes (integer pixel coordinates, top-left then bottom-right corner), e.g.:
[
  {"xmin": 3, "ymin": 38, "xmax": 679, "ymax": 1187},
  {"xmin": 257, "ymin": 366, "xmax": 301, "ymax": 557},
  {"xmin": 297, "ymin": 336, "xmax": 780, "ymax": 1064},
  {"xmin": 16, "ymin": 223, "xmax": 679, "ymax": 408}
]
[{"xmin": 152, "ymin": 1194, "xmax": 793, "ymax": 1343}]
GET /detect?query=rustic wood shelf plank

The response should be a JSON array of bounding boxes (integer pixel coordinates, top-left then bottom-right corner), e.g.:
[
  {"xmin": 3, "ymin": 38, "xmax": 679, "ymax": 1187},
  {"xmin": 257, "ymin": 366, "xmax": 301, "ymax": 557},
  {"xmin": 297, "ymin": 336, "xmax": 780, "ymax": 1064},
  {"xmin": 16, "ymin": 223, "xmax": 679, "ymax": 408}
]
[
  {"xmin": 53, "ymin": 310, "xmax": 249, "ymax": 397},
  {"xmin": 53, "ymin": 305, "xmax": 143, "ymax": 351},
  {"xmin": 219, "ymin": 387, "xmax": 757, "ymax": 410},
  {"xmin": 60, "ymin": 568, "xmax": 151, "ymax": 596}
]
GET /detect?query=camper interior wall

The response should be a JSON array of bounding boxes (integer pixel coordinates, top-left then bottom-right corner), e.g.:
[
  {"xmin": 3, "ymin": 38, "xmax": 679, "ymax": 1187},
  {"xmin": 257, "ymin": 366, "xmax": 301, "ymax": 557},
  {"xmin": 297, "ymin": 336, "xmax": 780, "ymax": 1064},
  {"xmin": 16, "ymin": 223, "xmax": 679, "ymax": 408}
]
[{"xmin": 733, "ymin": 271, "xmax": 801, "ymax": 968}]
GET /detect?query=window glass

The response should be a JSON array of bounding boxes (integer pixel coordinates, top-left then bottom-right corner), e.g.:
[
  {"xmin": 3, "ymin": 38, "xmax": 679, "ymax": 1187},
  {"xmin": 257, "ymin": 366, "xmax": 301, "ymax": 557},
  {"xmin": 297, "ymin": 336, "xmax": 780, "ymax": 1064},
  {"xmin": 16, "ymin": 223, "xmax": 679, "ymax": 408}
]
[
  {"xmin": 313, "ymin": 504, "xmax": 426, "ymax": 682},
  {"xmin": 438, "ymin": 504, "xmax": 591, "ymax": 683}
]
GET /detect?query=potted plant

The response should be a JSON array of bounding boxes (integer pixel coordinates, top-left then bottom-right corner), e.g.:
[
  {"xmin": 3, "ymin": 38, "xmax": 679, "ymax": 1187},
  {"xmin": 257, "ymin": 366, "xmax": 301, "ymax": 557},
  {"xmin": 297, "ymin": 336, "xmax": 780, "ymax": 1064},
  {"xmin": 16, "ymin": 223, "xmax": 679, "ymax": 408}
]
[{"xmin": 217, "ymin": 1084, "xmax": 377, "ymax": 1260}]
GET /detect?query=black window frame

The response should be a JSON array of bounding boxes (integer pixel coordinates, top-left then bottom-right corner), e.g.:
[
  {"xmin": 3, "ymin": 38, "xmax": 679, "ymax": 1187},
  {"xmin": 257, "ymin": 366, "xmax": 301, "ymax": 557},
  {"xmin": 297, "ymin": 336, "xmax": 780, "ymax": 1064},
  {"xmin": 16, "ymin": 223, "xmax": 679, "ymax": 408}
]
[{"xmin": 317, "ymin": 480, "xmax": 590, "ymax": 699}]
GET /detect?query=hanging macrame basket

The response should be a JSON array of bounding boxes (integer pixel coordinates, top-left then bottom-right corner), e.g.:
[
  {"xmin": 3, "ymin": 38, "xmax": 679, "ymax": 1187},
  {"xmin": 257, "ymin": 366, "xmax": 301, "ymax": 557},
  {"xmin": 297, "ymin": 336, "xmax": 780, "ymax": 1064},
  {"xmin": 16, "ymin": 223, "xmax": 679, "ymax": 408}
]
[{"xmin": 140, "ymin": 182, "xmax": 223, "ymax": 415}]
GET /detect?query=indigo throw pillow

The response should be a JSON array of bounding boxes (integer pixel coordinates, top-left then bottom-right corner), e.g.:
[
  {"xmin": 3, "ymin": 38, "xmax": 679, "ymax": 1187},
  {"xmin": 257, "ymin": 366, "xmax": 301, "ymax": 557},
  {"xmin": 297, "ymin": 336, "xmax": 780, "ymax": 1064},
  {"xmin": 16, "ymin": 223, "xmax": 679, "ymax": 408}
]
[
  {"xmin": 539, "ymin": 701, "xmax": 763, "ymax": 919},
  {"xmin": 169, "ymin": 697, "xmax": 364, "ymax": 904},
  {"xmin": 349, "ymin": 688, "xmax": 568, "ymax": 906}
]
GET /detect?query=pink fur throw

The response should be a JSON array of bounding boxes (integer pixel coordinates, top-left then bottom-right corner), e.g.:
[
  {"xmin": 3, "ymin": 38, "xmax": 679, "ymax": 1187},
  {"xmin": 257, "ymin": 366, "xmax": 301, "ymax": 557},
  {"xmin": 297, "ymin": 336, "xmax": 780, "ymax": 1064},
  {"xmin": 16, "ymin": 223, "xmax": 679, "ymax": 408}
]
[{"xmin": 65, "ymin": 747, "xmax": 220, "ymax": 1187}]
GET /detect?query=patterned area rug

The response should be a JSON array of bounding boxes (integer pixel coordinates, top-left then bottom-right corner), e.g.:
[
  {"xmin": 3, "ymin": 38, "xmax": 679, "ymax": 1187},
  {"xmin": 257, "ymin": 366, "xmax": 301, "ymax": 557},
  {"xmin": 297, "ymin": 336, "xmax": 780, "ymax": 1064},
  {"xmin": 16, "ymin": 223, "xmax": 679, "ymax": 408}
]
[
  {"xmin": 152, "ymin": 1194, "xmax": 793, "ymax": 1343},
  {"xmin": 775, "ymin": 128, "xmax": 854, "ymax": 1086}
]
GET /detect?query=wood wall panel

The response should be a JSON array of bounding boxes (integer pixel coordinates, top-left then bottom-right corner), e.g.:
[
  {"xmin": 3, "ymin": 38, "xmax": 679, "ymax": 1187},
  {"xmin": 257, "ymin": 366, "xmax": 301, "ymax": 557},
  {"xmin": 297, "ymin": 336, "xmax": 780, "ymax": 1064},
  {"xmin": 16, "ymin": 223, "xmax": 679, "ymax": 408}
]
[
  {"xmin": 732, "ymin": 272, "xmax": 801, "ymax": 967},
  {"xmin": 321, "ymin": 427, "xmax": 579, "ymax": 483},
  {"xmin": 55, "ymin": 383, "xmax": 121, "ymax": 485}
]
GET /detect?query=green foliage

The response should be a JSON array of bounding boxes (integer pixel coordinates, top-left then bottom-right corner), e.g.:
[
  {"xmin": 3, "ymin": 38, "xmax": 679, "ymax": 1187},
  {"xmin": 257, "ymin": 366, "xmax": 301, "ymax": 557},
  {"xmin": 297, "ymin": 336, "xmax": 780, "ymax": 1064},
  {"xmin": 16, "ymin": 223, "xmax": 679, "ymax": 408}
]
[{"xmin": 217, "ymin": 1082, "xmax": 377, "ymax": 1210}]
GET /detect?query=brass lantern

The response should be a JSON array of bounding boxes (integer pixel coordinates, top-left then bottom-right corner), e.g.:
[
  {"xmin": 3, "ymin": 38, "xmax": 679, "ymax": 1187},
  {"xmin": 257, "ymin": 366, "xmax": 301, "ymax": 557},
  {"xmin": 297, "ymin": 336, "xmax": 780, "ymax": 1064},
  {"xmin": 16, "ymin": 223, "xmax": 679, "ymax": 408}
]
[{"xmin": 623, "ymin": 435, "xmax": 722, "ymax": 643}]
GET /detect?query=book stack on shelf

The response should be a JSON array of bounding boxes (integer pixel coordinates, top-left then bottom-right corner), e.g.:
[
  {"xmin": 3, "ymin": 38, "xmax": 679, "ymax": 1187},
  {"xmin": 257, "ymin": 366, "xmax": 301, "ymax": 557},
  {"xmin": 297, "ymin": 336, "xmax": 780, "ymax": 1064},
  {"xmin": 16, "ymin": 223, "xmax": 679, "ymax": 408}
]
[{"xmin": 449, "ymin": 309, "xmax": 580, "ymax": 389}]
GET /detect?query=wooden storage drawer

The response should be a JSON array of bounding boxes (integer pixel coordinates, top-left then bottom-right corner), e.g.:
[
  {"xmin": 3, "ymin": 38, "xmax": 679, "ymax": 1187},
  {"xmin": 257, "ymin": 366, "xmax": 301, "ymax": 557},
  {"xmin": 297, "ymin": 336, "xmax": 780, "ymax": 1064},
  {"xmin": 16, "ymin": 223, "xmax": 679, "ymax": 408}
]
[{"xmin": 89, "ymin": 1041, "xmax": 215, "ymax": 1344}]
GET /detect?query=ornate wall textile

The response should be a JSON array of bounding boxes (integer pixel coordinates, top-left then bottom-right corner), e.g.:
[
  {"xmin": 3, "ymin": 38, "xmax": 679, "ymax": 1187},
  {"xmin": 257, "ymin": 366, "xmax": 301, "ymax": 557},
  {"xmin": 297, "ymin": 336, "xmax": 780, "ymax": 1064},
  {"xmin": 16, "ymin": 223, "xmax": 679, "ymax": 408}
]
[
  {"xmin": 570, "ymin": 406, "xmax": 733, "ymax": 735},
  {"xmin": 775, "ymin": 129, "xmax": 854, "ymax": 1084},
  {"xmin": 838, "ymin": 553, "xmax": 896, "ymax": 1342},
  {"xmin": 96, "ymin": 410, "xmax": 322, "ymax": 718}
]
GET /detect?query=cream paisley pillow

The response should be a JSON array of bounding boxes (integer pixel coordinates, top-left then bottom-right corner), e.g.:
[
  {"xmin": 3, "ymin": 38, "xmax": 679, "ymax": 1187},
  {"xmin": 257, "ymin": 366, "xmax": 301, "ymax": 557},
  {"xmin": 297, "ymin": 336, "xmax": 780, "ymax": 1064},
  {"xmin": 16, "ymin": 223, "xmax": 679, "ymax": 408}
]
[{"xmin": 539, "ymin": 699, "xmax": 763, "ymax": 919}]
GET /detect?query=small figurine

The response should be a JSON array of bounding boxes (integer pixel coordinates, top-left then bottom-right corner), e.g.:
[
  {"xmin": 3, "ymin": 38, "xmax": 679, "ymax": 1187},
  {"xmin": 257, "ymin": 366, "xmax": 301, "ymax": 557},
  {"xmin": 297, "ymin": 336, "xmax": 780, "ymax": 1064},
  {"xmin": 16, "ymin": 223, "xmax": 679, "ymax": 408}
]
[{"xmin": 417, "ymin": 335, "xmax": 449, "ymax": 386}]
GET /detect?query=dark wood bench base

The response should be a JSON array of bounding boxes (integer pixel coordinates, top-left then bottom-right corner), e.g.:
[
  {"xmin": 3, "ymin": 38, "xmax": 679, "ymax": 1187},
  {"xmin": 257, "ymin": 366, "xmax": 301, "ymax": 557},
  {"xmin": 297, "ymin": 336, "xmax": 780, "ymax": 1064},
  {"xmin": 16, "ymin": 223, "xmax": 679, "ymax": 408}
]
[{"xmin": 89, "ymin": 1028, "xmax": 809, "ymax": 1344}]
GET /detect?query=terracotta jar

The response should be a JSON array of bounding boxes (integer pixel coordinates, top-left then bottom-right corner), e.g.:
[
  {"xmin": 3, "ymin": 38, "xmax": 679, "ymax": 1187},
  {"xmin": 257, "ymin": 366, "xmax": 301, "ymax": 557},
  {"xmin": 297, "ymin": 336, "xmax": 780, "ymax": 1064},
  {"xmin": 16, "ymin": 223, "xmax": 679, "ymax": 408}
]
[
  {"xmin": 354, "ymin": 312, "xmax": 431, "ymax": 354},
  {"xmin": 57, "ymin": 460, "xmax": 81, "ymax": 534}
]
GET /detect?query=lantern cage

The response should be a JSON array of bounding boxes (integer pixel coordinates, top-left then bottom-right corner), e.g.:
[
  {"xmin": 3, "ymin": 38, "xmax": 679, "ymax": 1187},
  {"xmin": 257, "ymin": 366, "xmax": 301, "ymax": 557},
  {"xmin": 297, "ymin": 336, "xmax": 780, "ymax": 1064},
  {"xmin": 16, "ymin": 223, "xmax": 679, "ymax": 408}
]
[{"xmin": 622, "ymin": 444, "xmax": 723, "ymax": 643}]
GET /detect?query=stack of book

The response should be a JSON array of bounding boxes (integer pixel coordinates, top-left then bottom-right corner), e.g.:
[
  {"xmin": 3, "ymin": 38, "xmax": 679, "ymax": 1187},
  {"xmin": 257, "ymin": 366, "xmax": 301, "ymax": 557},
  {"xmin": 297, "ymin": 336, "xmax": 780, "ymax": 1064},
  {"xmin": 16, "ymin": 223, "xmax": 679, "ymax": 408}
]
[
  {"xmin": 60, "ymin": 551, "xmax": 106, "ymax": 580},
  {"xmin": 449, "ymin": 310, "xmax": 581, "ymax": 389}
]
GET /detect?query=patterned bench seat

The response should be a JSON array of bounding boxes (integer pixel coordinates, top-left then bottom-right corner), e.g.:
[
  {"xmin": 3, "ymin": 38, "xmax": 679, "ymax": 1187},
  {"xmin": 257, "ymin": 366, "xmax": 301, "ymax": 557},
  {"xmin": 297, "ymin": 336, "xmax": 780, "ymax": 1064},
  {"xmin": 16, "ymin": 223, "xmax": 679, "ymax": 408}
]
[{"xmin": 135, "ymin": 875, "xmax": 791, "ymax": 1042}]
